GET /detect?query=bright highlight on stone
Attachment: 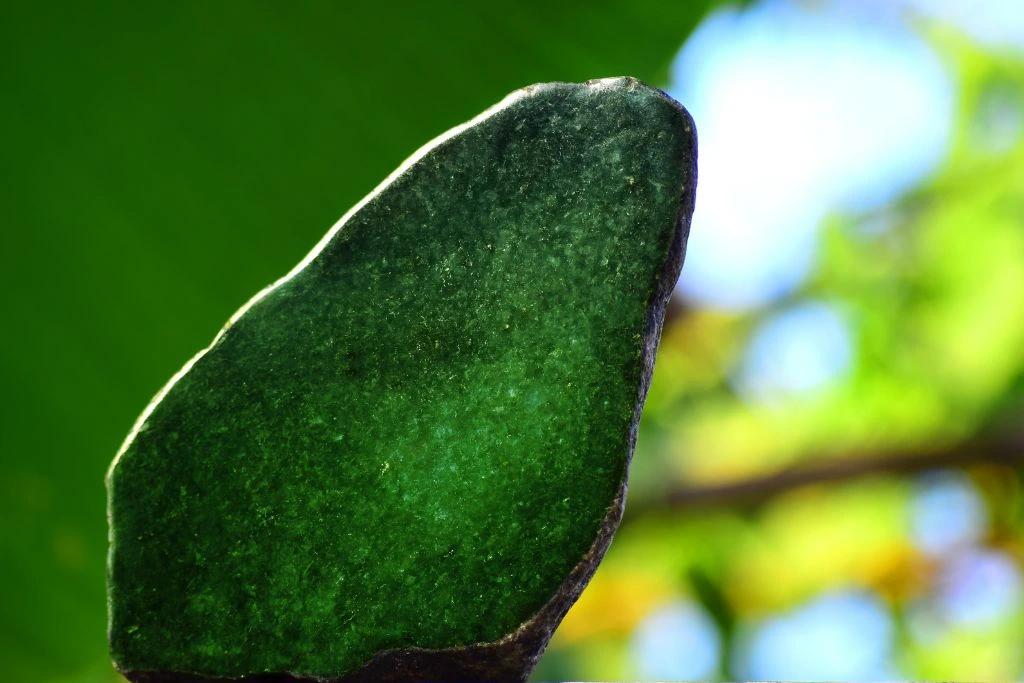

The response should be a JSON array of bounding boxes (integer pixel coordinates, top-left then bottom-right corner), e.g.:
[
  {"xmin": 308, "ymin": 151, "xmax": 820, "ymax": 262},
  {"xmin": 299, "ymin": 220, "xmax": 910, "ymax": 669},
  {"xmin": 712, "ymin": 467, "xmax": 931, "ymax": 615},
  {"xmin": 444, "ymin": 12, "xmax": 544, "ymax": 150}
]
[{"xmin": 107, "ymin": 77, "xmax": 696, "ymax": 683}]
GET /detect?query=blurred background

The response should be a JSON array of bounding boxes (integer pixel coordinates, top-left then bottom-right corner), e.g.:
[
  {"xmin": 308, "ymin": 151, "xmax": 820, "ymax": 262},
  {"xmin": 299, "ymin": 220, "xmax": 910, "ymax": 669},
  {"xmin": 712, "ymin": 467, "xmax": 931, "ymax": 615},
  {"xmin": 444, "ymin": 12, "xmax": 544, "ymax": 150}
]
[{"xmin": 2, "ymin": 1, "xmax": 1022, "ymax": 680}]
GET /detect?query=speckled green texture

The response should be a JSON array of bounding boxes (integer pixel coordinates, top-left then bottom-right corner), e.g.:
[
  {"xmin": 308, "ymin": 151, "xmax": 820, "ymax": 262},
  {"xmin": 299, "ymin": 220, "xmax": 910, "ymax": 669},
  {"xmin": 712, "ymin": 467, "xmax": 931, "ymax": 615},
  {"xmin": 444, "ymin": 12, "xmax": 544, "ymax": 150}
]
[{"xmin": 107, "ymin": 78, "xmax": 695, "ymax": 679}]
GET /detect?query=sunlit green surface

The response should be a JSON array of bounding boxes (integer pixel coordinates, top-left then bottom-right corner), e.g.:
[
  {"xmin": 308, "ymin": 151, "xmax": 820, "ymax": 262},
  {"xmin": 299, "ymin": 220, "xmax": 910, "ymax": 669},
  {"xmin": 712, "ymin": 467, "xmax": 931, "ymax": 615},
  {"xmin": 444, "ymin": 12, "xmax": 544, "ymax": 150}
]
[{"xmin": 107, "ymin": 79, "xmax": 695, "ymax": 678}]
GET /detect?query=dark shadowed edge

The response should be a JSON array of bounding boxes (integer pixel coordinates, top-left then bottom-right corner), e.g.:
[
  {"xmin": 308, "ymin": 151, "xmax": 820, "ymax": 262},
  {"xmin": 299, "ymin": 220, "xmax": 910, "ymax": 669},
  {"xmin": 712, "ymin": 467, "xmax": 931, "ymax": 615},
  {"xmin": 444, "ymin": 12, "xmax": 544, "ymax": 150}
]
[{"xmin": 118, "ymin": 77, "xmax": 697, "ymax": 683}]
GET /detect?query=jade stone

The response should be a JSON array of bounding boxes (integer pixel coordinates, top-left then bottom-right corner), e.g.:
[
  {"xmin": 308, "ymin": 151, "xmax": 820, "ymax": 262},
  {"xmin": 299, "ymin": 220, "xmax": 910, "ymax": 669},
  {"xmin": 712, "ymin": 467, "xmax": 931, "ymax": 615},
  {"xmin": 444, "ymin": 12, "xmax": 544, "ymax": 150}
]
[{"xmin": 107, "ymin": 77, "xmax": 696, "ymax": 682}]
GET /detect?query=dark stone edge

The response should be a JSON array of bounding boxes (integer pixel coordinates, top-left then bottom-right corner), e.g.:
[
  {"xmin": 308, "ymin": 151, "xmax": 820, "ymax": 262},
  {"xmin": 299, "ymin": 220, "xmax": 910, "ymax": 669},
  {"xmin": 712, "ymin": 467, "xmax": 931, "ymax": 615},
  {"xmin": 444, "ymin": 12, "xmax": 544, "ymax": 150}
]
[{"xmin": 119, "ymin": 76, "xmax": 696, "ymax": 683}]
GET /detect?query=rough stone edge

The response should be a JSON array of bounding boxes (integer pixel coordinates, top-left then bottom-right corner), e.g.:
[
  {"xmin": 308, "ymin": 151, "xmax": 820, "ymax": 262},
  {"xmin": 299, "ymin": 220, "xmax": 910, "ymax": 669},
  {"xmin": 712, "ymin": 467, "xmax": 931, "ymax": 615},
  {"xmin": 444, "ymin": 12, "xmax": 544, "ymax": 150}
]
[{"xmin": 119, "ymin": 77, "xmax": 696, "ymax": 683}]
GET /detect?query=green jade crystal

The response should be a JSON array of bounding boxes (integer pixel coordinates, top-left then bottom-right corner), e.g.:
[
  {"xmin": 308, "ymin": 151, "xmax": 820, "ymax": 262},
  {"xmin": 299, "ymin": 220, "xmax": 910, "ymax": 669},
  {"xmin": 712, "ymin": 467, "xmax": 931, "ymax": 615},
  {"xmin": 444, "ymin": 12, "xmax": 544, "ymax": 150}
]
[{"xmin": 107, "ymin": 77, "xmax": 697, "ymax": 682}]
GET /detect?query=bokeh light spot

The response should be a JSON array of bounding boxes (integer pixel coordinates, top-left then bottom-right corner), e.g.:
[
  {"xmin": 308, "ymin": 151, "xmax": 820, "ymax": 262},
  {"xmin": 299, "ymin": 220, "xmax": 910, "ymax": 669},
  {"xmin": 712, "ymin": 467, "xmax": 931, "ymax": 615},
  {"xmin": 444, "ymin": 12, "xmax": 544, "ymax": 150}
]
[
  {"xmin": 736, "ymin": 300, "xmax": 852, "ymax": 402},
  {"xmin": 910, "ymin": 471, "xmax": 988, "ymax": 556},
  {"xmin": 631, "ymin": 601, "xmax": 721, "ymax": 681},
  {"xmin": 937, "ymin": 549, "xmax": 1023, "ymax": 627},
  {"xmin": 737, "ymin": 590, "xmax": 895, "ymax": 681}
]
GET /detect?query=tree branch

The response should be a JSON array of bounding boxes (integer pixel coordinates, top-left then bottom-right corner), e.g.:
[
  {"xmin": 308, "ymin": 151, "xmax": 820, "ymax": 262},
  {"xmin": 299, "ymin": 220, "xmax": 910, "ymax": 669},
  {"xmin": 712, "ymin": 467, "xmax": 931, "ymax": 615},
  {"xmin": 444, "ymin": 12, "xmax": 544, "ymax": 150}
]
[{"xmin": 624, "ymin": 429, "xmax": 1024, "ymax": 520}]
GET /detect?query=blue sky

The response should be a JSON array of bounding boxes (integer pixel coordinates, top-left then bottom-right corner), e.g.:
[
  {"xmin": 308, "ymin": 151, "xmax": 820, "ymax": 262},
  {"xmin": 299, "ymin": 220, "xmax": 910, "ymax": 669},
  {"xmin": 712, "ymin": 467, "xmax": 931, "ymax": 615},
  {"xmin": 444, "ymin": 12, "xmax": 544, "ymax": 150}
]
[{"xmin": 669, "ymin": 0, "xmax": 954, "ymax": 311}]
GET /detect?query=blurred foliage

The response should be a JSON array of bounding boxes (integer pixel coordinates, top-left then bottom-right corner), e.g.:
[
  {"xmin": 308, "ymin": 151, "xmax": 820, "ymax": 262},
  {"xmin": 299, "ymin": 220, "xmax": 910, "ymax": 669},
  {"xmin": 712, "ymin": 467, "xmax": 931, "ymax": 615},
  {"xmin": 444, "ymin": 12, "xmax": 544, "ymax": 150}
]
[
  {"xmin": 536, "ymin": 25, "xmax": 1024, "ymax": 682},
  {"xmin": 3, "ymin": 1, "xmax": 1023, "ymax": 682}
]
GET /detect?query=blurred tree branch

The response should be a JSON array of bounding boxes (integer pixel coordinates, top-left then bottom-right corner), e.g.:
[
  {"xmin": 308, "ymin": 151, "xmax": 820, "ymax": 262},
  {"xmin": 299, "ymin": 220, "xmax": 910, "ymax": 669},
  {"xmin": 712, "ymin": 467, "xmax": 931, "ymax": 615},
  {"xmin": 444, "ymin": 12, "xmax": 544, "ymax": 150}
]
[{"xmin": 627, "ymin": 426, "xmax": 1024, "ymax": 519}]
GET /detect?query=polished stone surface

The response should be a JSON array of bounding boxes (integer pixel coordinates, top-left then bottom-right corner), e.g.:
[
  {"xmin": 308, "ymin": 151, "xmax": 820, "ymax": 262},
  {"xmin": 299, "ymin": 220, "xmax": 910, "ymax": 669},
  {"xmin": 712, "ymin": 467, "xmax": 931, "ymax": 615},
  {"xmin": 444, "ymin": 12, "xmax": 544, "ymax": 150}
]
[{"xmin": 107, "ymin": 77, "xmax": 696, "ymax": 682}]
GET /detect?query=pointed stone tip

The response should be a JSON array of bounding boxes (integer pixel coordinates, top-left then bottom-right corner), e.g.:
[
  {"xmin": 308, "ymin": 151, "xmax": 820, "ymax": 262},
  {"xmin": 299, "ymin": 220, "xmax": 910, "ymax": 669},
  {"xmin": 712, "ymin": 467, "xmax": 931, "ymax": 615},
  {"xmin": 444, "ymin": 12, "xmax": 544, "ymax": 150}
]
[
  {"xmin": 583, "ymin": 75, "xmax": 656, "ymax": 94},
  {"xmin": 528, "ymin": 75, "xmax": 686, "ymax": 106},
  {"xmin": 528, "ymin": 76, "xmax": 696, "ymax": 145}
]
